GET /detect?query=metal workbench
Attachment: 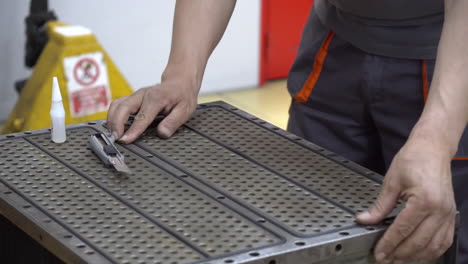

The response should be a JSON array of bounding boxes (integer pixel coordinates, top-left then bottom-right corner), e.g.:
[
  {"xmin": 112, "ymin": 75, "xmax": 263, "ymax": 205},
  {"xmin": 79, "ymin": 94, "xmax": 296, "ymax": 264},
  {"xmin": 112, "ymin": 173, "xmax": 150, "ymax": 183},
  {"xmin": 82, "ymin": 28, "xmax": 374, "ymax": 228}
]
[{"xmin": 0, "ymin": 102, "xmax": 457, "ymax": 264}]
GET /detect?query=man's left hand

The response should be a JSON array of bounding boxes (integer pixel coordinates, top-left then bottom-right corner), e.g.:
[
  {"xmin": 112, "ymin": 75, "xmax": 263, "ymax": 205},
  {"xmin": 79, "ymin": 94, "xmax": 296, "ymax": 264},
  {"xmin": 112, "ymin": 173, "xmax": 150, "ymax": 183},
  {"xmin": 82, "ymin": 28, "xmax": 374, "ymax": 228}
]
[{"xmin": 356, "ymin": 137, "xmax": 456, "ymax": 263}]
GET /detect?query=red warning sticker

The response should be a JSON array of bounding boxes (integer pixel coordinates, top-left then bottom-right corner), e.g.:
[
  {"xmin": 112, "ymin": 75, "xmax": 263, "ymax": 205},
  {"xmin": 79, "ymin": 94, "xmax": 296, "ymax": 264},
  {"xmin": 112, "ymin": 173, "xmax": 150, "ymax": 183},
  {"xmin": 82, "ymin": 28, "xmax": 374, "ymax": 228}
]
[
  {"xmin": 63, "ymin": 52, "xmax": 111, "ymax": 118},
  {"xmin": 73, "ymin": 58, "xmax": 100, "ymax": 86},
  {"xmin": 70, "ymin": 85, "xmax": 109, "ymax": 116}
]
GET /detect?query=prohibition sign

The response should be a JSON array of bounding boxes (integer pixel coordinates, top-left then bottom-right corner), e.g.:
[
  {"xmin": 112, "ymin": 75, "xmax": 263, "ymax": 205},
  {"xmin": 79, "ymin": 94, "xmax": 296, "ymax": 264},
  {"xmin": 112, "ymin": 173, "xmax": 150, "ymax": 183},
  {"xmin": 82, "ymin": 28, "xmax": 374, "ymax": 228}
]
[{"xmin": 73, "ymin": 58, "xmax": 100, "ymax": 86}]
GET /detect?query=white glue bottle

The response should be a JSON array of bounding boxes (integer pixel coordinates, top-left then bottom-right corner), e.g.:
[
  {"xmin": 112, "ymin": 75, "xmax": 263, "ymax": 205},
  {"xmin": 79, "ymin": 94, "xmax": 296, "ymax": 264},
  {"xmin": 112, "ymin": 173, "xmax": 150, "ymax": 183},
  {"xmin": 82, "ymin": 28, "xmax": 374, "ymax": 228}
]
[{"xmin": 50, "ymin": 77, "xmax": 66, "ymax": 143}]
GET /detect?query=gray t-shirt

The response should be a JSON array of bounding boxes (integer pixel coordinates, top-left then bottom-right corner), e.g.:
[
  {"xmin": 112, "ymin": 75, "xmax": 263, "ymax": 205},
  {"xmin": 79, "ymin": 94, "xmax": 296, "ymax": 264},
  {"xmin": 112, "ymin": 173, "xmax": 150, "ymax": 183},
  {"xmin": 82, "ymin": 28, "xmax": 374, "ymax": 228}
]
[{"xmin": 315, "ymin": 0, "xmax": 444, "ymax": 59}]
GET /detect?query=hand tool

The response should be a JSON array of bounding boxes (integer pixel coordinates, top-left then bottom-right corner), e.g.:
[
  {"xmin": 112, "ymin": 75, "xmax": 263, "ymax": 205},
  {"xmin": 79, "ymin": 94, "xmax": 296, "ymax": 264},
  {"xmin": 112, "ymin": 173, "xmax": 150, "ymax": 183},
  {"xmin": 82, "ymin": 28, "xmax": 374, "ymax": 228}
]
[{"xmin": 89, "ymin": 132, "xmax": 132, "ymax": 174}]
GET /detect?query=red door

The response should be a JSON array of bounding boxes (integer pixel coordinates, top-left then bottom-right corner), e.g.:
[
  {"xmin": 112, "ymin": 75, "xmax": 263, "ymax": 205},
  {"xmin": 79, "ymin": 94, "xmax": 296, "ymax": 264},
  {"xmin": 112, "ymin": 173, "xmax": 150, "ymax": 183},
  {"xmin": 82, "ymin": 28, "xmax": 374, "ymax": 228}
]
[{"xmin": 260, "ymin": 0, "xmax": 314, "ymax": 85}]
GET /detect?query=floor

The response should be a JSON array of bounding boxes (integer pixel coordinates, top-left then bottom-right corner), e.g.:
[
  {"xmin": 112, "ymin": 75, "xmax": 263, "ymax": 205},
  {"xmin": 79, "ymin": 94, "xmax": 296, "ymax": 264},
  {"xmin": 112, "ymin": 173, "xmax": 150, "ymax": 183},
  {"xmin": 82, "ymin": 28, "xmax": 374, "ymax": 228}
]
[{"xmin": 198, "ymin": 79, "xmax": 291, "ymax": 129}]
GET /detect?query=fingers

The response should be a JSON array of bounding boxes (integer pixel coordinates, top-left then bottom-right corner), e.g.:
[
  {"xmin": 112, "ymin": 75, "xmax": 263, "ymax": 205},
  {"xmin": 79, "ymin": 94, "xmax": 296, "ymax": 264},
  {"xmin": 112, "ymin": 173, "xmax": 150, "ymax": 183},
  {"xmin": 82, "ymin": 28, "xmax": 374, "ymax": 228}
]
[
  {"xmin": 157, "ymin": 102, "xmax": 195, "ymax": 138},
  {"xmin": 410, "ymin": 218, "xmax": 455, "ymax": 262},
  {"xmin": 374, "ymin": 196, "xmax": 430, "ymax": 262},
  {"xmin": 107, "ymin": 79, "xmax": 198, "ymax": 143},
  {"xmin": 106, "ymin": 97, "xmax": 125, "ymax": 136},
  {"xmin": 356, "ymin": 177, "xmax": 400, "ymax": 225},
  {"xmin": 120, "ymin": 91, "xmax": 164, "ymax": 143},
  {"xmin": 386, "ymin": 214, "xmax": 439, "ymax": 261},
  {"xmin": 107, "ymin": 97, "xmax": 124, "ymax": 125},
  {"xmin": 107, "ymin": 89, "xmax": 145, "ymax": 138}
]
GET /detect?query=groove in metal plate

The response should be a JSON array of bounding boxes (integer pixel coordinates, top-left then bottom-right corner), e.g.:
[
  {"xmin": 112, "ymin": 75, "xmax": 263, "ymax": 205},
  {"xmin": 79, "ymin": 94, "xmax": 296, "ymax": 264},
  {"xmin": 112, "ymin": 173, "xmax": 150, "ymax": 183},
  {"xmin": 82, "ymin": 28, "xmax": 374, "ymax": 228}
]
[
  {"xmin": 27, "ymin": 128, "xmax": 280, "ymax": 259},
  {"xmin": 0, "ymin": 139, "xmax": 203, "ymax": 264}
]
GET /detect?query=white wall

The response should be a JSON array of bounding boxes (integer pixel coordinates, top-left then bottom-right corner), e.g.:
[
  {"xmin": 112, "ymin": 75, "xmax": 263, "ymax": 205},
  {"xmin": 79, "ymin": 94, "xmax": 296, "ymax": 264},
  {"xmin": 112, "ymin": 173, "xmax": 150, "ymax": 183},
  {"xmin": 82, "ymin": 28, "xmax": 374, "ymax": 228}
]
[
  {"xmin": 0, "ymin": 0, "xmax": 261, "ymax": 121},
  {"xmin": 0, "ymin": 0, "xmax": 30, "ymax": 122}
]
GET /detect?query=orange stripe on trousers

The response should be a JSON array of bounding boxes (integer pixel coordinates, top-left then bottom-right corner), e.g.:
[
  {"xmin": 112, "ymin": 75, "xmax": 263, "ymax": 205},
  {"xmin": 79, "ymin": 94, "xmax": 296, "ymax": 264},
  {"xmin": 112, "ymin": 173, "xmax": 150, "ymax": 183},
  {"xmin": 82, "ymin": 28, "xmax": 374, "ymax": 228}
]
[
  {"xmin": 294, "ymin": 32, "xmax": 335, "ymax": 103},
  {"xmin": 422, "ymin": 60, "xmax": 429, "ymax": 103}
]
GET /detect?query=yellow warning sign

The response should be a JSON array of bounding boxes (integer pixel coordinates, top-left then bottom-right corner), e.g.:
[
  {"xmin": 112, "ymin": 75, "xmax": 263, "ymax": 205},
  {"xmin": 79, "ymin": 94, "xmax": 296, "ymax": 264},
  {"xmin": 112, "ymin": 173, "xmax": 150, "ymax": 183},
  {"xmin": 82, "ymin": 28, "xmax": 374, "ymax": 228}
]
[{"xmin": 2, "ymin": 22, "xmax": 133, "ymax": 134}]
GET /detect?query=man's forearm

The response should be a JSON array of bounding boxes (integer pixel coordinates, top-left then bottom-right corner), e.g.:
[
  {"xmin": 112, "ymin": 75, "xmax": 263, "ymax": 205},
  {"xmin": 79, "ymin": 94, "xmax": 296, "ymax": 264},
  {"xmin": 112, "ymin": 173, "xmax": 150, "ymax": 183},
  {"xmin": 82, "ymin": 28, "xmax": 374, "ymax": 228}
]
[
  {"xmin": 162, "ymin": 0, "xmax": 236, "ymax": 88},
  {"xmin": 412, "ymin": 0, "xmax": 468, "ymax": 157}
]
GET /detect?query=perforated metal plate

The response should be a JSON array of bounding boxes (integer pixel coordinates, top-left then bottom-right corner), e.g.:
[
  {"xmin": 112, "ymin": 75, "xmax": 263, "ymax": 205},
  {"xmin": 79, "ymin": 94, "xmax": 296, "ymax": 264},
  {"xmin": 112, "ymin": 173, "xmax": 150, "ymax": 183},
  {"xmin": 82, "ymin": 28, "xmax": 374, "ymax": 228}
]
[
  {"xmin": 0, "ymin": 138, "xmax": 204, "ymax": 264},
  {"xmin": 138, "ymin": 126, "xmax": 354, "ymax": 236},
  {"xmin": 28, "ymin": 128, "xmax": 279, "ymax": 256},
  {"xmin": 0, "ymin": 102, "xmax": 457, "ymax": 264},
  {"xmin": 187, "ymin": 107, "xmax": 382, "ymax": 214}
]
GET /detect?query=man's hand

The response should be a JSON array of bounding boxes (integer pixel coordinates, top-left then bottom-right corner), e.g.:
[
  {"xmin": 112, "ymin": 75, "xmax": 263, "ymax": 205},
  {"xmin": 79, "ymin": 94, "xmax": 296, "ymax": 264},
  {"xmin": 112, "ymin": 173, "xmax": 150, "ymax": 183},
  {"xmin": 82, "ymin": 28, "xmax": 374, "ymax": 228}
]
[
  {"xmin": 106, "ymin": 78, "xmax": 198, "ymax": 143},
  {"xmin": 357, "ymin": 137, "xmax": 456, "ymax": 263},
  {"xmin": 106, "ymin": 0, "xmax": 236, "ymax": 143},
  {"xmin": 358, "ymin": 0, "xmax": 468, "ymax": 262}
]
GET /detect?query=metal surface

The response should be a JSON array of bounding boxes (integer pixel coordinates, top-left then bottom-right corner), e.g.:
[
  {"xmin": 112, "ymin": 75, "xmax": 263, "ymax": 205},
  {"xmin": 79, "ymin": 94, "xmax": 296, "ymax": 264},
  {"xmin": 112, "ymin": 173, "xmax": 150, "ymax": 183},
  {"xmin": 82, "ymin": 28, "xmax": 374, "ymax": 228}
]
[{"xmin": 0, "ymin": 102, "xmax": 456, "ymax": 264}]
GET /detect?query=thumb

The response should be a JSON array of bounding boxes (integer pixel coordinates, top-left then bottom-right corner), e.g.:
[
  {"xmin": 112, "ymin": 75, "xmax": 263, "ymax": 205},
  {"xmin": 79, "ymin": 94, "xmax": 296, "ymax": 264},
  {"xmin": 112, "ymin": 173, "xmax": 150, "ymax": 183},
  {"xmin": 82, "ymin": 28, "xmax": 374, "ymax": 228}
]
[{"xmin": 356, "ymin": 180, "xmax": 400, "ymax": 225}]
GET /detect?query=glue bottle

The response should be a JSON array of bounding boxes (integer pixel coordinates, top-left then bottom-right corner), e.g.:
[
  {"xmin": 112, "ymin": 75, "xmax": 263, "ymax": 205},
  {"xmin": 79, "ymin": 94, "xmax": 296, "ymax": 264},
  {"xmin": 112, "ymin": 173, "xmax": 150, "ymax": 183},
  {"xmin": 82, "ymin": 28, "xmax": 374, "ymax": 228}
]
[{"xmin": 50, "ymin": 77, "xmax": 66, "ymax": 143}]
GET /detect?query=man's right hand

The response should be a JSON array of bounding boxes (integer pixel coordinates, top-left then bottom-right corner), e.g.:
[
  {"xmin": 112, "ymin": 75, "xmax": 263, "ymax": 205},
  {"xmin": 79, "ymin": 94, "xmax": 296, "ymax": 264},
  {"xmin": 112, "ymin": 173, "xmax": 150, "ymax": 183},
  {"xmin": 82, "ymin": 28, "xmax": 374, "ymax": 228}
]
[
  {"xmin": 106, "ymin": 78, "xmax": 198, "ymax": 144},
  {"xmin": 106, "ymin": 0, "xmax": 236, "ymax": 143}
]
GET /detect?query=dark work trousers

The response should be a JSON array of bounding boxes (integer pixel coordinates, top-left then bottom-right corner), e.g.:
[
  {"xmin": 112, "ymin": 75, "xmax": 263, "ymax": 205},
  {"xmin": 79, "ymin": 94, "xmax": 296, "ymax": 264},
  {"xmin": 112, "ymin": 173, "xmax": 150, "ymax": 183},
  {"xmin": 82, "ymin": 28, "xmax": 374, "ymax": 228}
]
[{"xmin": 287, "ymin": 10, "xmax": 468, "ymax": 264}]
